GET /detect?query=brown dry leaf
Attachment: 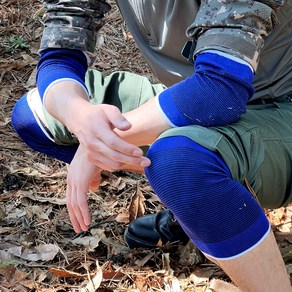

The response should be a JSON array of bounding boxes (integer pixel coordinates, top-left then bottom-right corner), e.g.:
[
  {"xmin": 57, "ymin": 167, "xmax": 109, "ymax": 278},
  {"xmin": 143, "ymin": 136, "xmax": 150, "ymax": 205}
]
[
  {"xmin": 0, "ymin": 117, "xmax": 10, "ymax": 127},
  {"xmin": 49, "ymin": 267, "xmax": 87, "ymax": 278},
  {"xmin": 102, "ymin": 268, "xmax": 125, "ymax": 281},
  {"xmin": 25, "ymin": 205, "xmax": 50, "ymax": 221},
  {"xmin": 0, "ymin": 265, "xmax": 29, "ymax": 285},
  {"xmin": 267, "ymin": 207, "xmax": 286, "ymax": 227},
  {"xmin": 179, "ymin": 241, "xmax": 204, "ymax": 266},
  {"xmin": 115, "ymin": 212, "xmax": 130, "ymax": 224},
  {"xmin": 21, "ymin": 53, "xmax": 37, "ymax": 65},
  {"xmin": 0, "ymin": 60, "xmax": 27, "ymax": 71},
  {"xmin": 133, "ymin": 275, "xmax": 148, "ymax": 291},
  {"xmin": 129, "ymin": 182, "xmax": 145, "ymax": 222},
  {"xmin": 0, "ymin": 87, "xmax": 12, "ymax": 106},
  {"xmin": 95, "ymin": 61, "xmax": 111, "ymax": 69}
]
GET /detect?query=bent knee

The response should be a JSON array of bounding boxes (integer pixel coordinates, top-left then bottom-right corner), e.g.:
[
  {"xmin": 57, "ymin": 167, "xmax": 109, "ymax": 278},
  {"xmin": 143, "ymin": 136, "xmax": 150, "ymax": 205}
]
[{"xmin": 145, "ymin": 135, "xmax": 269, "ymax": 259}]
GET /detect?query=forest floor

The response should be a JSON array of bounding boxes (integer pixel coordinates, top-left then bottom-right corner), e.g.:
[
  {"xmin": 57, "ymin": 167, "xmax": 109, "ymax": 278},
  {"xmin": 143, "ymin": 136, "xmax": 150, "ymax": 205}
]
[{"xmin": 0, "ymin": 1, "xmax": 291, "ymax": 291}]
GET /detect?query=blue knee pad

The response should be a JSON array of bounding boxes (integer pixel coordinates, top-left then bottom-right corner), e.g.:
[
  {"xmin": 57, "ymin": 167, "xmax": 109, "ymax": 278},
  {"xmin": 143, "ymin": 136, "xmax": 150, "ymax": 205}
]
[
  {"xmin": 145, "ymin": 136, "xmax": 270, "ymax": 259},
  {"xmin": 12, "ymin": 92, "xmax": 78, "ymax": 163}
]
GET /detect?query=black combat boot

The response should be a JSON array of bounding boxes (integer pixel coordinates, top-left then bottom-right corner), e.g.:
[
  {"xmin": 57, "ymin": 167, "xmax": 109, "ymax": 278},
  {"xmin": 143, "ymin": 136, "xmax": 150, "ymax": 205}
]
[{"xmin": 124, "ymin": 209, "xmax": 189, "ymax": 248}]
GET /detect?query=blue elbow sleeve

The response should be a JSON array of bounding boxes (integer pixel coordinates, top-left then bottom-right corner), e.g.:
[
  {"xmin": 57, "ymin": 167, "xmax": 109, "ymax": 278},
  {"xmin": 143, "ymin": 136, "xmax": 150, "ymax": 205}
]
[
  {"xmin": 158, "ymin": 52, "xmax": 255, "ymax": 127},
  {"xmin": 36, "ymin": 48, "xmax": 88, "ymax": 100}
]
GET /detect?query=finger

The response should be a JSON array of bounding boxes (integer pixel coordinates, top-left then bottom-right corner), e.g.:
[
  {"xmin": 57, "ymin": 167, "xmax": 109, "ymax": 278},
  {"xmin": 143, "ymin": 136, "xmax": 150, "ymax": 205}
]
[
  {"xmin": 88, "ymin": 147, "xmax": 150, "ymax": 171},
  {"xmin": 70, "ymin": 186, "xmax": 90, "ymax": 231},
  {"xmin": 66, "ymin": 186, "xmax": 82, "ymax": 233},
  {"xmin": 106, "ymin": 107, "xmax": 132, "ymax": 130},
  {"xmin": 77, "ymin": 191, "xmax": 91, "ymax": 227},
  {"xmin": 97, "ymin": 128, "xmax": 144, "ymax": 157},
  {"xmin": 66, "ymin": 183, "xmax": 90, "ymax": 232}
]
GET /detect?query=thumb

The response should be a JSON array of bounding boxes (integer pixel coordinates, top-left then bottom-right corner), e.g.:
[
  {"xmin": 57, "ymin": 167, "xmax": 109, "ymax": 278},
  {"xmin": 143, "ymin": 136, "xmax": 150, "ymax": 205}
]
[{"xmin": 107, "ymin": 107, "xmax": 132, "ymax": 131}]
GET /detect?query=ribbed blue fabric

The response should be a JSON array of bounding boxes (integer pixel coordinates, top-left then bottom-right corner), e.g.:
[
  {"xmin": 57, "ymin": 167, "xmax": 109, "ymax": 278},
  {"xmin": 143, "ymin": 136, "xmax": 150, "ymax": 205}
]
[
  {"xmin": 36, "ymin": 48, "xmax": 88, "ymax": 100},
  {"xmin": 158, "ymin": 52, "xmax": 254, "ymax": 127},
  {"xmin": 11, "ymin": 93, "xmax": 78, "ymax": 163},
  {"xmin": 145, "ymin": 136, "xmax": 269, "ymax": 259}
]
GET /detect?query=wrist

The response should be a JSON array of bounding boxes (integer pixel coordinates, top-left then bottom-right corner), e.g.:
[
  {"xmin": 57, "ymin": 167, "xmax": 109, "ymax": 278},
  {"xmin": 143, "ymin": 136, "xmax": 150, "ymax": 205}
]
[{"xmin": 44, "ymin": 81, "xmax": 90, "ymax": 131}]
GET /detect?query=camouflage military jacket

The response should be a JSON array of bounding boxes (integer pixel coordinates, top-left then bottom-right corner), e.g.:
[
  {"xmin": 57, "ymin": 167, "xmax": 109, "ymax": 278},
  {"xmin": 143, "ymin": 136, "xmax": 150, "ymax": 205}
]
[{"xmin": 40, "ymin": 0, "xmax": 292, "ymax": 100}]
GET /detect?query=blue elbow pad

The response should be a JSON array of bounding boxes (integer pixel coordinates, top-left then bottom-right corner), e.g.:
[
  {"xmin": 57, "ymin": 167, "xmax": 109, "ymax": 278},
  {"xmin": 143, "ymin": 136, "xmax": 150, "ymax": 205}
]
[
  {"xmin": 36, "ymin": 48, "xmax": 88, "ymax": 100},
  {"xmin": 158, "ymin": 52, "xmax": 255, "ymax": 127}
]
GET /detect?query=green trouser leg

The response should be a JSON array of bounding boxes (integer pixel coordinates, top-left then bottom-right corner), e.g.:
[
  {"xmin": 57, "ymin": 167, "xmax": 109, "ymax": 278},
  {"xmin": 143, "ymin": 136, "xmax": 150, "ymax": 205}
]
[{"xmin": 158, "ymin": 102, "xmax": 292, "ymax": 208}]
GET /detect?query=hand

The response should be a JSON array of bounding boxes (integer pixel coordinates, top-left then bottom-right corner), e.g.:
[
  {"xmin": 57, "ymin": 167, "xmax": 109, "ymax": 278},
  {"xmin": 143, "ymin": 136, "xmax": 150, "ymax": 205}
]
[
  {"xmin": 45, "ymin": 81, "xmax": 151, "ymax": 172},
  {"xmin": 66, "ymin": 144, "xmax": 101, "ymax": 233},
  {"xmin": 69, "ymin": 101, "xmax": 151, "ymax": 171}
]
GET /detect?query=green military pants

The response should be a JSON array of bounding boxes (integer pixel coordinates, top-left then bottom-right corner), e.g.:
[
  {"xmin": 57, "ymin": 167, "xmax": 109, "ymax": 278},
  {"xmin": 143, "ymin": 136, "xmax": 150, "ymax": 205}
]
[{"xmin": 44, "ymin": 69, "xmax": 292, "ymax": 209}]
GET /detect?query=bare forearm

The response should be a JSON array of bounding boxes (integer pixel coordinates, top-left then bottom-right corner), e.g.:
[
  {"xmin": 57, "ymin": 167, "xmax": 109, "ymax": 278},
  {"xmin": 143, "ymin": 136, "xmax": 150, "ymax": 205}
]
[
  {"xmin": 44, "ymin": 81, "xmax": 90, "ymax": 132},
  {"xmin": 116, "ymin": 96, "xmax": 171, "ymax": 147}
]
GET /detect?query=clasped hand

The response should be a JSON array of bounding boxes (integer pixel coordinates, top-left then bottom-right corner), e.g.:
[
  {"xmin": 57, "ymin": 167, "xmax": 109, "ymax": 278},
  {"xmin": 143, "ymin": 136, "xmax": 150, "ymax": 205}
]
[{"xmin": 66, "ymin": 103, "xmax": 150, "ymax": 232}]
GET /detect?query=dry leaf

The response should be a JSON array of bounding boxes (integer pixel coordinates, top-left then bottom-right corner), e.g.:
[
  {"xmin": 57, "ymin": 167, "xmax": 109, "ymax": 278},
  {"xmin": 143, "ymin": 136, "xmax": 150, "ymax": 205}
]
[
  {"xmin": 134, "ymin": 252, "xmax": 155, "ymax": 267},
  {"xmin": 49, "ymin": 268, "xmax": 87, "ymax": 278},
  {"xmin": 72, "ymin": 236, "xmax": 101, "ymax": 251},
  {"xmin": 162, "ymin": 253, "xmax": 173, "ymax": 275},
  {"xmin": 0, "ymin": 265, "xmax": 28, "ymax": 285},
  {"xmin": 207, "ymin": 279, "xmax": 240, "ymax": 291},
  {"xmin": 0, "ymin": 226, "xmax": 14, "ymax": 234},
  {"xmin": 7, "ymin": 244, "xmax": 60, "ymax": 261},
  {"xmin": 20, "ymin": 191, "xmax": 66, "ymax": 206},
  {"xmin": 81, "ymin": 261, "xmax": 103, "ymax": 292},
  {"xmin": 129, "ymin": 182, "xmax": 145, "ymax": 222},
  {"xmin": 115, "ymin": 212, "xmax": 130, "ymax": 224},
  {"xmin": 164, "ymin": 276, "xmax": 181, "ymax": 292},
  {"xmin": 49, "ymin": 267, "xmax": 87, "ymax": 278},
  {"xmin": 189, "ymin": 267, "xmax": 214, "ymax": 286}
]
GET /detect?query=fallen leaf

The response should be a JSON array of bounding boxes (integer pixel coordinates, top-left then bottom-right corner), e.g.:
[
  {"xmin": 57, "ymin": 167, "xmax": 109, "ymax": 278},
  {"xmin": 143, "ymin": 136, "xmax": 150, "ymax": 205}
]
[
  {"xmin": 0, "ymin": 265, "xmax": 29, "ymax": 285},
  {"xmin": 72, "ymin": 236, "xmax": 101, "ymax": 251},
  {"xmin": 49, "ymin": 267, "xmax": 87, "ymax": 278},
  {"xmin": 162, "ymin": 253, "xmax": 173, "ymax": 275},
  {"xmin": 115, "ymin": 212, "xmax": 130, "ymax": 224},
  {"xmin": 81, "ymin": 261, "xmax": 103, "ymax": 292},
  {"xmin": 190, "ymin": 267, "xmax": 214, "ymax": 286},
  {"xmin": 129, "ymin": 182, "xmax": 145, "ymax": 222},
  {"xmin": 134, "ymin": 252, "xmax": 155, "ymax": 267},
  {"xmin": 207, "ymin": 279, "xmax": 240, "ymax": 291},
  {"xmin": 8, "ymin": 244, "xmax": 60, "ymax": 261},
  {"xmin": 164, "ymin": 276, "xmax": 181, "ymax": 292},
  {"xmin": 19, "ymin": 191, "xmax": 66, "ymax": 205},
  {"xmin": 6, "ymin": 208, "xmax": 27, "ymax": 220}
]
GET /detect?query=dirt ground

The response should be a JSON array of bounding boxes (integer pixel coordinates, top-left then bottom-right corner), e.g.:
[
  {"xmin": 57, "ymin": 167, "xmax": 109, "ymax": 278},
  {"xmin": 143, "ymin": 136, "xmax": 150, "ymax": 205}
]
[{"xmin": 0, "ymin": 1, "xmax": 291, "ymax": 291}]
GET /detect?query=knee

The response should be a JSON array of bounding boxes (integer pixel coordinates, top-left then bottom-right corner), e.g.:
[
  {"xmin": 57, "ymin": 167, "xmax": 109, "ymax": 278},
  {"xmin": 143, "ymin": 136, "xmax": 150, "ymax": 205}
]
[
  {"xmin": 12, "ymin": 92, "xmax": 33, "ymax": 137},
  {"xmin": 145, "ymin": 136, "xmax": 269, "ymax": 259},
  {"xmin": 12, "ymin": 91, "xmax": 49, "ymax": 150},
  {"xmin": 145, "ymin": 136, "xmax": 231, "ymax": 213}
]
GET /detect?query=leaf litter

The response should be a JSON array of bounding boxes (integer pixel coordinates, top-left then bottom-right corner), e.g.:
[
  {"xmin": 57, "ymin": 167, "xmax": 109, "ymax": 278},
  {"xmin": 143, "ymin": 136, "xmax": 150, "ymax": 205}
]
[{"xmin": 0, "ymin": 0, "xmax": 291, "ymax": 291}]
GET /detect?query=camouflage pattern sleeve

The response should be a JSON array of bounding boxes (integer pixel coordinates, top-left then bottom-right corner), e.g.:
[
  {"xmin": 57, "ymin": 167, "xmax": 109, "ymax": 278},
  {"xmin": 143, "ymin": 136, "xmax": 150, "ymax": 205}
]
[
  {"xmin": 187, "ymin": 0, "xmax": 285, "ymax": 71},
  {"xmin": 40, "ymin": 0, "xmax": 111, "ymax": 65}
]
